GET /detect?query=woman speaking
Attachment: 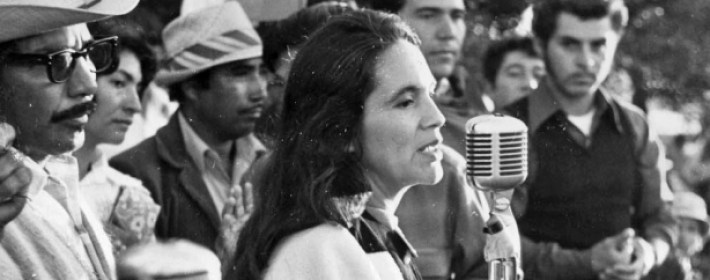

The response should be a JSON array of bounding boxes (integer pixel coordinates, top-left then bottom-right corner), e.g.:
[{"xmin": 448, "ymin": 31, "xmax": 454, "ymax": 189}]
[{"xmin": 230, "ymin": 10, "xmax": 445, "ymax": 280}]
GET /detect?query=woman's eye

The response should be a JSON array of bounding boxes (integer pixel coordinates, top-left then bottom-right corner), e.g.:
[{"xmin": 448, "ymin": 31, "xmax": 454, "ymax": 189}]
[
  {"xmin": 396, "ymin": 99, "xmax": 415, "ymax": 108},
  {"xmin": 506, "ymin": 71, "xmax": 523, "ymax": 78},
  {"xmin": 111, "ymin": 79, "xmax": 126, "ymax": 88}
]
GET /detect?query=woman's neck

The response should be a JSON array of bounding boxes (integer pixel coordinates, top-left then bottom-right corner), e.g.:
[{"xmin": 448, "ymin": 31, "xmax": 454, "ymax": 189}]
[
  {"xmin": 364, "ymin": 173, "xmax": 411, "ymax": 214},
  {"xmin": 73, "ymin": 139, "xmax": 101, "ymax": 180}
]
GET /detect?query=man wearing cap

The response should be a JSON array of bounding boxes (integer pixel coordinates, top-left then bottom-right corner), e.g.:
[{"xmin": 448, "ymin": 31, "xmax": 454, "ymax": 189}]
[
  {"xmin": 0, "ymin": 0, "xmax": 139, "ymax": 279},
  {"xmin": 110, "ymin": 1, "xmax": 268, "ymax": 258},
  {"xmin": 646, "ymin": 192, "xmax": 710, "ymax": 280}
]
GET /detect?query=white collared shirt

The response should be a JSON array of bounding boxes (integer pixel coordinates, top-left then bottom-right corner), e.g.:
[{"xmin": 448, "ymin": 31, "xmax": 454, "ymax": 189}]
[
  {"xmin": 178, "ymin": 112, "xmax": 265, "ymax": 216},
  {"xmin": 21, "ymin": 153, "xmax": 114, "ymax": 279}
]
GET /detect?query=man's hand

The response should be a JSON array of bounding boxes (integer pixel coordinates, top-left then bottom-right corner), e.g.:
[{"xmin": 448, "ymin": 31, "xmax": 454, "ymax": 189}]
[
  {"xmin": 215, "ymin": 182, "xmax": 253, "ymax": 274},
  {"xmin": 591, "ymin": 228, "xmax": 635, "ymax": 273},
  {"xmin": 0, "ymin": 124, "xmax": 31, "ymax": 232},
  {"xmin": 600, "ymin": 237, "xmax": 656, "ymax": 280}
]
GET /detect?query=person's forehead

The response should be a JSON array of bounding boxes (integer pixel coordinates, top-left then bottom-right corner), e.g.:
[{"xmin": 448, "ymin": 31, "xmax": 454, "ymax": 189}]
[
  {"xmin": 219, "ymin": 57, "xmax": 263, "ymax": 69},
  {"xmin": 552, "ymin": 12, "xmax": 615, "ymax": 40},
  {"xmin": 117, "ymin": 50, "xmax": 143, "ymax": 81},
  {"xmin": 501, "ymin": 51, "xmax": 542, "ymax": 67},
  {"xmin": 12, "ymin": 24, "xmax": 92, "ymax": 53},
  {"xmin": 207, "ymin": 57, "xmax": 264, "ymax": 77},
  {"xmin": 402, "ymin": 0, "xmax": 465, "ymax": 12},
  {"xmin": 373, "ymin": 41, "xmax": 435, "ymax": 92}
]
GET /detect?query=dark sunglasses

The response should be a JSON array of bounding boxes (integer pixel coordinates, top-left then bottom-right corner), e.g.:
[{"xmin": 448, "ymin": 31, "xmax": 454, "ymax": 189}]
[{"xmin": 4, "ymin": 36, "xmax": 118, "ymax": 83}]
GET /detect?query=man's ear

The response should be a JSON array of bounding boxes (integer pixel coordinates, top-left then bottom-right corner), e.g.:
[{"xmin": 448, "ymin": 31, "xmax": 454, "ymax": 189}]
[{"xmin": 181, "ymin": 80, "xmax": 200, "ymax": 103}]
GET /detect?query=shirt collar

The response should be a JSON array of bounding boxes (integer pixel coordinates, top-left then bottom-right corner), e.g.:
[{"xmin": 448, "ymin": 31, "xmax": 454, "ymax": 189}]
[
  {"xmin": 528, "ymin": 78, "xmax": 624, "ymax": 134},
  {"xmin": 235, "ymin": 132, "xmax": 267, "ymax": 169},
  {"xmin": 178, "ymin": 112, "xmax": 213, "ymax": 172},
  {"xmin": 88, "ymin": 151, "xmax": 108, "ymax": 172},
  {"xmin": 178, "ymin": 111, "xmax": 267, "ymax": 173},
  {"xmin": 23, "ymin": 153, "xmax": 79, "ymax": 197},
  {"xmin": 365, "ymin": 204, "xmax": 399, "ymax": 231}
]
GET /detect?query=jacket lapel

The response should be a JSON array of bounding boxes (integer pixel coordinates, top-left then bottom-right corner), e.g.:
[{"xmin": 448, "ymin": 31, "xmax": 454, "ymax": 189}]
[{"xmin": 154, "ymin": 115, "xmax": 222, "ymax": 231}]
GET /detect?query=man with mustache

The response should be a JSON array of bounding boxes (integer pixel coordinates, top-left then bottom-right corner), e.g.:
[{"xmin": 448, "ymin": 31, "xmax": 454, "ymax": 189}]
[
  {"xmin": 0, "ymin": 0, "xmax": 138, "ymax": 278},
  {"xmin": 504, "ymin": 0, "xmax": 677, "ymax": 279},
  {"xmin": 109, "ymin": 2, "xmax": 268, "ymax": 264}
]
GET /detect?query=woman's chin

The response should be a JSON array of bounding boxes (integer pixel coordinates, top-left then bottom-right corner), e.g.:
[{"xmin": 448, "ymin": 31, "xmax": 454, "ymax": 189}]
[{"xmin": 416, "ymin": 164, "xmax": 444, "ymax": 186}]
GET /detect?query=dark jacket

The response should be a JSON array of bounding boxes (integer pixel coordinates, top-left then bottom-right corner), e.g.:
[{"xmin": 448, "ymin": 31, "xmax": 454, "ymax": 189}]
[
  {"xmin": 503, "ymin": 80, "xmax": 677, "ymax": 279},
  {"xmin": 110, "ymin": 114, "xmax": 264, "ymax": 250}
]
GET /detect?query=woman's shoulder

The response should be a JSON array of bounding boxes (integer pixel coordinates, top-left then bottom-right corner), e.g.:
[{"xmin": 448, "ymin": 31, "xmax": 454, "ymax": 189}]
[
  {"xmin": 270, "ymin": 222, "xmax": 362, "ymax": 259},
  {"xmin": 264, "ymin": 222, "xmax": 381, "ymax": 280}
]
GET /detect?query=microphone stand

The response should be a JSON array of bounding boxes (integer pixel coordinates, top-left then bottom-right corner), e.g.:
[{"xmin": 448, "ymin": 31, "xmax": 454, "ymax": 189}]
[
  {"xmin": 482, "ymin": 190, "xmax": 521, "ymax": 280},
  {"xmin": 464, "ymin": 114, "xmax": 527, "ymax": 280}
]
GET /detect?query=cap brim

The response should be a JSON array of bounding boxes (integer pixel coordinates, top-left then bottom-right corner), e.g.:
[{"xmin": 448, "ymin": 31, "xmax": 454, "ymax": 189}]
[
  {"xmin": 0, "ymin": 0, "xmax": 139, "ymax": 43},
  {"xmin": 155, "ymin": 46, "xmax": 262, "ymax": 86}
]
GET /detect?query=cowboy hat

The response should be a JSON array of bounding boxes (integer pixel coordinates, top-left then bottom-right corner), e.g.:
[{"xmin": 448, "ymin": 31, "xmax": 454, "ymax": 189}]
[
  {"xmin": 155, "ymin": 1, "xmax": 262, "ymax": 86},
  {"xmin": 0, "ymin": 0, "xmax": 139, "ymax": 43}
]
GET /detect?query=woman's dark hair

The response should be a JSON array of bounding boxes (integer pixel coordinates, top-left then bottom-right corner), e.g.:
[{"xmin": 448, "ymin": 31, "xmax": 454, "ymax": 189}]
[
  {"xmin": 88, "ymin": 16, "xmax": 158, "ymax": 99},
  {"xmin": 256, "ymin": 3, "xmax": 355, "ymax": 148},
  {"xmin": 532, "ymin": 0, "xmax": 628, "ymax": 45},
  {"xmin": 356, "ymin": 0, "xmax": 406, "ymax": 13},
  {"xmin": 482, "ymin": 36, "xmax": 539, "ymax": 85},
  {"xmin": 229, "ymin": 9, "xmax": 419, "ymax": 279}
]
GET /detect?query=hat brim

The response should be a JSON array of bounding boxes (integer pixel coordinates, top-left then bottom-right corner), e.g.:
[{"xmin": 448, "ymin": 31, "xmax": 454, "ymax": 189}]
[
  {"xmin": 0, "ymin": 0, "xmax": 139, "ymax": 43},
  {"xmin": 155, "ymin": 46, "xmax": 262, "ymax": 86}
]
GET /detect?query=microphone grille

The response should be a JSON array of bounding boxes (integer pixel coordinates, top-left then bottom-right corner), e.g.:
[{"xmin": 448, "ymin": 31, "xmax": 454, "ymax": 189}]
[
  {"xmin": 465, "ymin": 132, "xmax": 527, "ymax": 177},
  {"xmin": 466, "ymin": 133, "xmax": 493, "ymax": 177},
  {"xmin": 497, "ymin": 131, "xmax": 527, "ymax": 177},
  {"xmin": 465, "ymin": 115, "xmax": 528, "ymax": 191}
]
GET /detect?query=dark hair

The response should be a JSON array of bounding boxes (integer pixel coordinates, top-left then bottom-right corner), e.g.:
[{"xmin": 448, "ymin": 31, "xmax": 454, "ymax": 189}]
[
  {"xmin": 532, "ymin": 0, "xmax": 628, "ymax": 45},
  {"xmin": 256, "ymin": 4, "xmax": 355, "ymax": 148},
  {"xmin": 482, "ymin": 36, "xmax": 539, "ymax": 85},
  {"xmin": 229, "ymin": 9, "xmax": 419, "ymax": 279},
  {"xmin": 308, "ymin": 0, "xmax": 358, "ymax": 8},
  {"xmin": 358, "ymin": 0, "xmax": 469, "ymax": 14},
  {"xmin": 261, "ymin": 3, "xmax": 355, "ymax": 73},
  {"xmin": 88, "ymin": 16, "xmax": 158, "ymax": 98},
  {"xmin": 165, "ymin": 69, "xmax": 212, "ymax": 104},
  {"xmin": 355, "ymin": 0, "xmax": 406, "ymax": 13}
]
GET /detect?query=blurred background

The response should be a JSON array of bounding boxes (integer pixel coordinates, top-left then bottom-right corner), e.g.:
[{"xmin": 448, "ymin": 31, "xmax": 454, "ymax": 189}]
[
  {"xmin": 463, "ymin": 0, "xmax": 710, "ymax": 139},
  {"xmin": 132, "ymin": 0, "xmax": 710, "ymax": 139}
]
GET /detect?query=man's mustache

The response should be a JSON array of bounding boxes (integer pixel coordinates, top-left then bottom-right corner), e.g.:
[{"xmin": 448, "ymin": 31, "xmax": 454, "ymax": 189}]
[{"xmin": 50, "ymin": 102, "xmax": 97, "ymax": 123}]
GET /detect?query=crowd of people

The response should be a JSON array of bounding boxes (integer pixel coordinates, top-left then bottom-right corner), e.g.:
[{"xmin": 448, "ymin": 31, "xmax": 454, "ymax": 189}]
[{"xmin": 0, "ymin": 0, "xmax": 708, "ymax": 279}]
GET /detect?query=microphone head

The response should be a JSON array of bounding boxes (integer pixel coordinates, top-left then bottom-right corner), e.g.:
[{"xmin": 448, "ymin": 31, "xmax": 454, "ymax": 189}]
[{"xmin": 465, "ymin": 114, "xmax": 528, "ymax": 193}]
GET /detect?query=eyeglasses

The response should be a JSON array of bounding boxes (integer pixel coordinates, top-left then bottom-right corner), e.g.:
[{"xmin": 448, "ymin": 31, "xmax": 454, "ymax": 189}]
[{"xmin": 4, "ymin": 36, "xmax": 118, "ymax": 83}]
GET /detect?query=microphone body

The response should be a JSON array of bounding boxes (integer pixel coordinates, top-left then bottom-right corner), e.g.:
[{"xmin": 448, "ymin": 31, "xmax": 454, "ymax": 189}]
[
  {"xmin": 465, "ymin": 114, "xmax": 528, "ymax": 280},
  {"xmin": 465, "ymin": 115, "xmax": 528, "ymax": 193}
]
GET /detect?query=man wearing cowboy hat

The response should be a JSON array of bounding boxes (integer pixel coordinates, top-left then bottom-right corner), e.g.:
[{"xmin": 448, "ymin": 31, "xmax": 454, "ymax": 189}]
[
  {"xmin": 110, "ymin": 1, "xmax": 268, "ymax": 261},
  {"xmin": 0, "ymin": 0, "xmax": 139, "ymax": 279}
]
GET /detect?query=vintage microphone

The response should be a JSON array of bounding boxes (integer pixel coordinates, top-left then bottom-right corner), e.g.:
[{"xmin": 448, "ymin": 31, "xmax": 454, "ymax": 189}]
[{"xmin": 465, "ymin": 114, "xmax": 527, "ymax": 280}]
